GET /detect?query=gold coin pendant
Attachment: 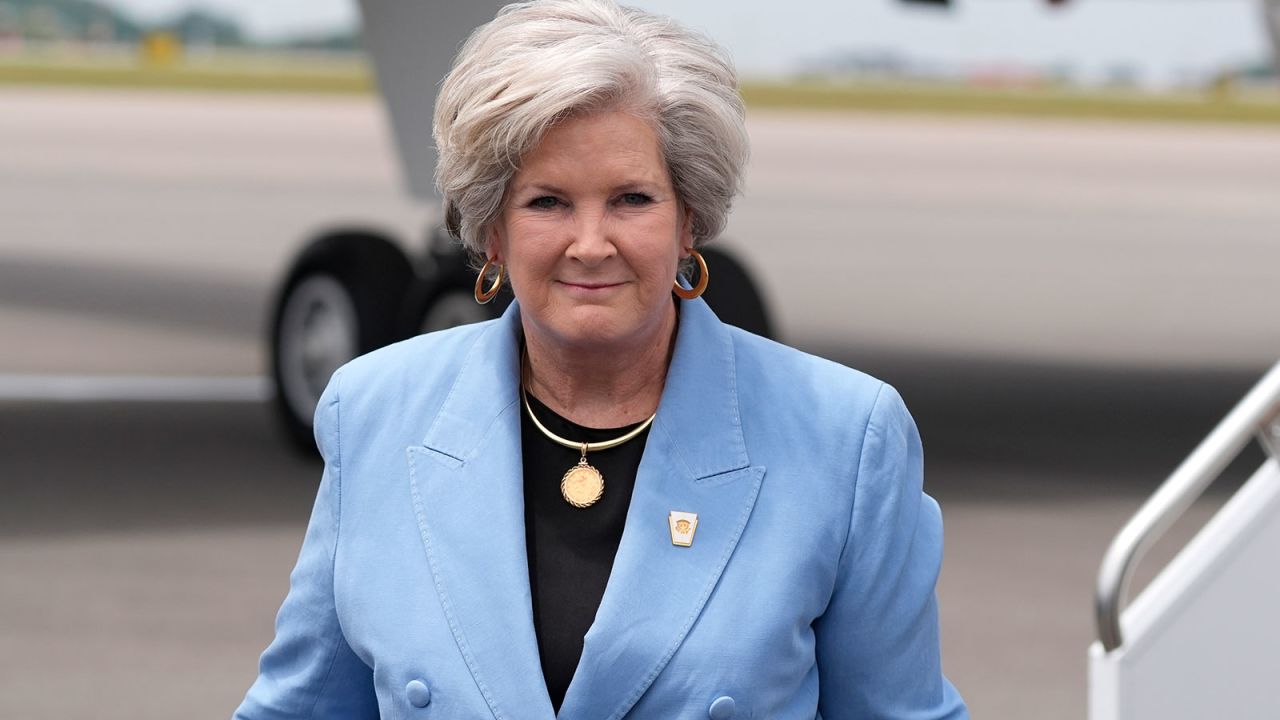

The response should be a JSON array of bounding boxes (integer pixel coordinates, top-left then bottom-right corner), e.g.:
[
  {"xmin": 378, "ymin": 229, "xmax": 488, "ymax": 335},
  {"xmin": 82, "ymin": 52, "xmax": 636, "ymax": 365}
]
[{"xmin": 561, "ymin": 460, "xmax": 604, "ymax": 508}]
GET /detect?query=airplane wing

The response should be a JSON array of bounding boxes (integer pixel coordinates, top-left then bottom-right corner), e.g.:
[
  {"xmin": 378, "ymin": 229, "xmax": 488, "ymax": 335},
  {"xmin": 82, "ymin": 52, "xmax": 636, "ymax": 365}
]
[
  {"xmin": 357, "ymin": 1, "xmax": 508, "ymax": 204},
  {"xmin": 360, "ymin": 0, "xmax": 1280, "ymax": 208},
  {"xmin": 1266, "ymin": 0, "xmax": 1280, "ymax": 68}
]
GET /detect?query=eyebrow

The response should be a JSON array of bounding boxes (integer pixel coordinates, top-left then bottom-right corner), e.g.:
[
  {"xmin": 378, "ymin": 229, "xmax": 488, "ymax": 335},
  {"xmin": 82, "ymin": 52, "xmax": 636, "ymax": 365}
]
[
  {"xmin": 512, "ymin": 181, "xmax": 662, "ymax": 197},
  {"xmin": 512, "ymin": 183, "xmax": 568, "ymax": 197}
]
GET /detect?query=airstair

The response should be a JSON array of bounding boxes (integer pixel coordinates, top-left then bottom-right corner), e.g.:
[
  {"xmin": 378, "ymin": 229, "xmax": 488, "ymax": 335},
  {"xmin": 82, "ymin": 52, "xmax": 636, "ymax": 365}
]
[{"xmin": 1089, "ymin": 361, "xmax": 1280, "ymax": 719}]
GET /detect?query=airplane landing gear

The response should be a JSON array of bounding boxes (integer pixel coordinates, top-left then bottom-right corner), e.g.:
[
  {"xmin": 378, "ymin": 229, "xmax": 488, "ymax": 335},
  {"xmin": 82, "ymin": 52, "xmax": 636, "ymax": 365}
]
[{"xmin": 269, "ymin": 232, "xmax": 413, "ymax": 452}]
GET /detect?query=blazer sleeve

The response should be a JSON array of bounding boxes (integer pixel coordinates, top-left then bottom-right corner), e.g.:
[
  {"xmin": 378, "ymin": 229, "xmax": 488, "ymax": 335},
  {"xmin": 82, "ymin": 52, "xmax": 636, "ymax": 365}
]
[
  {"xmin": 814, "ymin": 384, "xmax": 967, "ymax": 719},
  {"xmin": 233, "ymin": 370, "xmax": 379, "ymax": 720}
]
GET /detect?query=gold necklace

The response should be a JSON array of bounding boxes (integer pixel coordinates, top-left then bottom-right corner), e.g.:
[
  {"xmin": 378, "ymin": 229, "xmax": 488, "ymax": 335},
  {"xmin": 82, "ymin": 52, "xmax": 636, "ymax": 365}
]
[{"xmin": 520, "ymin": 361, "xmax": 657, "ymax": 508}]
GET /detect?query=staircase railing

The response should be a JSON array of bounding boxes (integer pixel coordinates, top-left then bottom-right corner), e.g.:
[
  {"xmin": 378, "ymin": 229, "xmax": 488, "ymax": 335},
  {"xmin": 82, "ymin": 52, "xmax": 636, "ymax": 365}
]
[{"xmin": 1094, "ymin": 361, "xmax": 1280, "ymax": 652}]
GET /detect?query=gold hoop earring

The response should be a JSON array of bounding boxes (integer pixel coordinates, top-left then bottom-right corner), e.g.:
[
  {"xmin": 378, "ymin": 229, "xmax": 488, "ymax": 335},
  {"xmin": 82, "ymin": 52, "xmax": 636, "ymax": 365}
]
[
  {"xmin": 474, "ymin": 258, "xmax": 504, "ymax": 304},
  {"xmin": 673, "ymin": 249, "xmax": 709, "ymax": 300}
]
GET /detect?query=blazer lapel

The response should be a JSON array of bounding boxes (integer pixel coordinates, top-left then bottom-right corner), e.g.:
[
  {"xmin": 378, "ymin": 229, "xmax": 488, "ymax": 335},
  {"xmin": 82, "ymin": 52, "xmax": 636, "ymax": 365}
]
[
  {"xmin": 407, "ymin": 304, "xmax": 556, "ymax": 720},
  {"xmin": 557, "ymin": 299, "xmax": 766, "ymax": 720}
]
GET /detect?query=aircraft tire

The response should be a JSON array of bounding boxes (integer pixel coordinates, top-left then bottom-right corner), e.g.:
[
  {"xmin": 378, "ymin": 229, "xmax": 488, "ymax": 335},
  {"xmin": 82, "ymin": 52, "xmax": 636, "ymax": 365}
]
[
  {"xmin": 400, "ymin": 256, "xmax": 510, "ymax": 338},
  {"xmin": 269, "ymin": 232, "xmax": 414, "ymax": 454},
  {"xmin": 698, "ymin": 245, "xmax": 774, "ymax": 341}
]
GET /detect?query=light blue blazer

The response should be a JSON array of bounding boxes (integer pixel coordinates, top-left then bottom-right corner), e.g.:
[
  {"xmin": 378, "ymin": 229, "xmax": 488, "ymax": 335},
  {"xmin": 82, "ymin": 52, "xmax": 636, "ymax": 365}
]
[{"xmin": 234, "ymin": 296, "xmax": 966, "ymax": 720}]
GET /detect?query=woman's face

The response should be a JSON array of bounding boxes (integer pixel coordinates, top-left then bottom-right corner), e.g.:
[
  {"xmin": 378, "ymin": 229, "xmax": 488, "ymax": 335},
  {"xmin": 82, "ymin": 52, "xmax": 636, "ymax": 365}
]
[{"xmin": 490, "ymin": 110, "xmax": 692, "ymax": 354}]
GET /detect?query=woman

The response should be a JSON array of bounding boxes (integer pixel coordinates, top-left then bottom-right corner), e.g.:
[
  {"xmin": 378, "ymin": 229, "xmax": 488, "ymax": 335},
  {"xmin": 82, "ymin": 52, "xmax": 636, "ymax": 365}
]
[{"xmin": 235, "ymin": 1, "xmax": 966, "ymax": 718}]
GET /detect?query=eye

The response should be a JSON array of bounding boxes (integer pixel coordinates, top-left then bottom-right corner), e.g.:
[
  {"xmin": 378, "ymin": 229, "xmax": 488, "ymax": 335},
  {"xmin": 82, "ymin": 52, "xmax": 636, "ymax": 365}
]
[
  {"xmin": 528, "ymin": 196, "xmax": 560, "ymax": 209},
  {"xmin": 619, "ymin": 192, "xmax": 654, "ymax": 207}
]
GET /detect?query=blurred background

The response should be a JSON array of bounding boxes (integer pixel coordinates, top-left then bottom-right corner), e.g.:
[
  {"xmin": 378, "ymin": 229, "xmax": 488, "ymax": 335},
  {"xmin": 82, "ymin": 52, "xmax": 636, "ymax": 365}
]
[{"xmin": 1, "ymin": 1, "xmax": 1278, "ymax": 718}]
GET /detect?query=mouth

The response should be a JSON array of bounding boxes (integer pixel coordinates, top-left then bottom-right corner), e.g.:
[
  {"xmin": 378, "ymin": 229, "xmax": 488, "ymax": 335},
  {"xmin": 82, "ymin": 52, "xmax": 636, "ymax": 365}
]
[{"xmin": 558, "ymin": 280, "xmax": 625, "ymax": 292}]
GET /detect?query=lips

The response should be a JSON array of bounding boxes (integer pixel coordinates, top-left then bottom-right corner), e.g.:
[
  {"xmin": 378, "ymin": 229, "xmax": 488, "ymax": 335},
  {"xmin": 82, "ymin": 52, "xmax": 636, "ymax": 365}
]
[{"xmin": 559, "ymin": 280, "xmax": 624, "ymax": 290}]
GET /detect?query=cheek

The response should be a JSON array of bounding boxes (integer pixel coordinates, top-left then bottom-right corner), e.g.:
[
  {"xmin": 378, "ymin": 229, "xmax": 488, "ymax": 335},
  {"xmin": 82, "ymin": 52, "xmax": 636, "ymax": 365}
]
[
  {"xmin": 646, "ymin": 241, "xmax": 683, "ymax": 288},
  {"xmin": 499, "ymin": 217, "xmax": 559, "ymax": 271},
  {"xmin": 625, "ymin": 217, "xmax": 682, "ymax": 276}
]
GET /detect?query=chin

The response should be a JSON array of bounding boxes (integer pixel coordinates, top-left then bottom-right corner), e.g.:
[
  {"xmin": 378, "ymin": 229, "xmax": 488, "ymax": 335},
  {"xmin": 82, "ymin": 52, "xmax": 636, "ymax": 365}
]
[
  {"xmin": 554, "ymin": 314, "xmax": 632, "ymax": 348},
  {"xmin": 540, "ymin": 306, "xmax": 644, "ymax": 350}
]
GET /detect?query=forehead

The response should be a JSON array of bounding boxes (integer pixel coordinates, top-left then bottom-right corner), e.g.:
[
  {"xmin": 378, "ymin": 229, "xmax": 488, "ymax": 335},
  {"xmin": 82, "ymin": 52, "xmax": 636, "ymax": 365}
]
[{"xmin": 513, "ymin": 110, "xmax": 669, "ymax": 188}]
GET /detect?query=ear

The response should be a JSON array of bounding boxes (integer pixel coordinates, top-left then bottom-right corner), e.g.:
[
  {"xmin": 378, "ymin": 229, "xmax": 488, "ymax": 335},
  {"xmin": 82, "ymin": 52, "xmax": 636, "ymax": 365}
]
[
  {"xmin": 678, "ymin": 206, "xmax": 695, "ymax": 257},
  {"xmin": 484, "ymin": 223, "xmax": 505, "ymax": 264}
]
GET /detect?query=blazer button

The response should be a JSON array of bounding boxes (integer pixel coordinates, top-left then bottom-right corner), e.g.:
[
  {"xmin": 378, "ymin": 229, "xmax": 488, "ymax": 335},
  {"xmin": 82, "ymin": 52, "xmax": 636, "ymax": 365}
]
[
  {"xmin": 405, "ymin": 679, "xmax": 432, "ymax": 708},
  {"xmin": 708, "ymin": 695, "xmax": 736, "ymax": 719}
]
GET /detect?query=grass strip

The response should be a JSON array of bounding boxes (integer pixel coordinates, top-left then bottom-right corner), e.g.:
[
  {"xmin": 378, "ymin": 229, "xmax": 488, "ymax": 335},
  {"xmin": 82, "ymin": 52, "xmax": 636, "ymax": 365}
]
[
  {"xmin": 2, "ymin": 61, "xmax": 1278, "ymax": 126},
  {"xmin": 741, "ymin": 81, "xmax": 1280, "ymax": 126},
  {"xmin": 0, "ymin": 61, "xmax": 371, "ymax": 94}
]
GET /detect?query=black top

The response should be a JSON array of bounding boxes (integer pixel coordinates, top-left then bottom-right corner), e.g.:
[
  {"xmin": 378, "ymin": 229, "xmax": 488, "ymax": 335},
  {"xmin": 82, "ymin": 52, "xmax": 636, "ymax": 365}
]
[{"xmin": 520, "ymin": 390, "xmax": 649, "ymax": 713}]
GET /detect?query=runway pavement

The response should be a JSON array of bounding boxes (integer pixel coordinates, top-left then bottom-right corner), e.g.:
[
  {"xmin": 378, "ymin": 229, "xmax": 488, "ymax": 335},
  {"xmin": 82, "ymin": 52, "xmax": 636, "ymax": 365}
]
[{"xmin": 2, "ymin": 87, "xmax": 1278, "ymax": 718}]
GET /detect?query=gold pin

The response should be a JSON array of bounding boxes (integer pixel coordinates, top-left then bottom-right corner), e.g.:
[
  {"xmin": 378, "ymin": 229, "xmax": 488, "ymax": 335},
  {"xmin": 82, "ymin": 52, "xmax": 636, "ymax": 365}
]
[{"xmin": 668, "ymin": 511, "xmax": 698, "ymax": 547}]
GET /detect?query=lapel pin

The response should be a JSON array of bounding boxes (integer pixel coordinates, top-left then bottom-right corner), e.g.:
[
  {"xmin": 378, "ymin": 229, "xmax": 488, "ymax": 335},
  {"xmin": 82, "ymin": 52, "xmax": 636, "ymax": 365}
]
[{"xmin": 668, "ymin": 511, "xmax": 698, "ymax": 547}]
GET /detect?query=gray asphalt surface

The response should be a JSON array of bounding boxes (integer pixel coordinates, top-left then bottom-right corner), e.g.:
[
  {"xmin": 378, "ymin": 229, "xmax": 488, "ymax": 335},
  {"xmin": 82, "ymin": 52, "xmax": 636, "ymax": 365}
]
[{"xmin": 1, "ymin": 87, "xmax": 1277, "ymax": 719}]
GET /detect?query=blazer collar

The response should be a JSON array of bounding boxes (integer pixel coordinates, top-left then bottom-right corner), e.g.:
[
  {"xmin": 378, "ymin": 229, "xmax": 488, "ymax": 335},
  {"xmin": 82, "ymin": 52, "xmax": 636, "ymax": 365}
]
[
  {"xmin": 417, "ymin": 303, "xmax": 523, "ymax": 463},
  {"xmin": 420, "ymin": 297, "xmax": 750, "ymax": 480},
  {"xmin": 411, "ymin": 298, "xmax": 762, "ymax": 720},
  {"xmin": 649, "ymin": 295, "xmax": 752, "ymax": 480}
]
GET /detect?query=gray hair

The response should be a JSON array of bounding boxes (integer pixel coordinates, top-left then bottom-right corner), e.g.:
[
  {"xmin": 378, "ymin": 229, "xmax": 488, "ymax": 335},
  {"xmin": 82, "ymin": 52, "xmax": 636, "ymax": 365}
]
[{"xmin": 433, "ymin": 0, "xmax": 749, "ymax": 260}]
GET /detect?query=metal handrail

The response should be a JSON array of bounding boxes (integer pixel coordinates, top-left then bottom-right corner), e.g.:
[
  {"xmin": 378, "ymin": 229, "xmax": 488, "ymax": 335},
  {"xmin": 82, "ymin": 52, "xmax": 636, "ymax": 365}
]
[{"xmin": 1095, "ymin": 360, "xmax": 1280, "ymax": 653}]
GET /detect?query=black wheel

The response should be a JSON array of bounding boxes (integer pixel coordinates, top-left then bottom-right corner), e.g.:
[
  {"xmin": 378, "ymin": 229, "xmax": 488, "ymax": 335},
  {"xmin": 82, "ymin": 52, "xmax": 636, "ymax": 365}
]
[
  {"xmin": 269, "ymin": 232, "xmax": 414, "ymax": 453},
  {"xmin": 698, "ymin": 245, "xmax": 774, "ymax": 340},
  {"xmin": 399, "ymin": 248, "xmax": 511, "ymax": 337}
]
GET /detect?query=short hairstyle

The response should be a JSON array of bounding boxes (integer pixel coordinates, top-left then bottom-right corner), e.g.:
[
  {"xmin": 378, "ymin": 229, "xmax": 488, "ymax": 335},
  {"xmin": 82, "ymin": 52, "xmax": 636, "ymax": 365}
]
[{"xmin": 433, "ymin": 0, "xmax": 749, "ymax": 260}]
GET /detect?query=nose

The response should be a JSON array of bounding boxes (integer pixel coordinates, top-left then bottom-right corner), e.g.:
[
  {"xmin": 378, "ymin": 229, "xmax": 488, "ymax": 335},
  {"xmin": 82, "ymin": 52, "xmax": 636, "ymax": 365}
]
[{"xmin": 565, "ymin": 210, "xmax": 616, "ymax": 266}]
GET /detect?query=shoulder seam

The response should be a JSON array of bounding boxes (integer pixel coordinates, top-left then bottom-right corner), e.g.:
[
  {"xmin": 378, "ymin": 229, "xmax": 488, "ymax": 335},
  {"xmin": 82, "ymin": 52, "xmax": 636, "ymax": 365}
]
[
  {"xmin": 332, "ymin": 366, "xmax": 343, "ymax": 569},
  {"xmin": 306, "ymin": 368, "xmax": 345, "ymax": 719},
  {"xmin": 834, "ymin": 380, "xmax": 889, "ymax": 575}
]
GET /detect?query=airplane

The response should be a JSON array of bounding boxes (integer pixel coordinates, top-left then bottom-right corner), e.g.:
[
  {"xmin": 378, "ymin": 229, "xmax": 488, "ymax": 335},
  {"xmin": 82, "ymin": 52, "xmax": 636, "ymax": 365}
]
[{"xmin": 268, "ymin": 0, "xmax": 1280, "ymax": 450}]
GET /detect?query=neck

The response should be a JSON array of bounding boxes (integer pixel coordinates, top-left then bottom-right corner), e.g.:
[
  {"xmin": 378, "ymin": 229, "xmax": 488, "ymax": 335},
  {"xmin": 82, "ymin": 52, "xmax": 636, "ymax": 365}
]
[{"xmin": 522, "ymin": 305, "xmax": 677, "ymax": 429}]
